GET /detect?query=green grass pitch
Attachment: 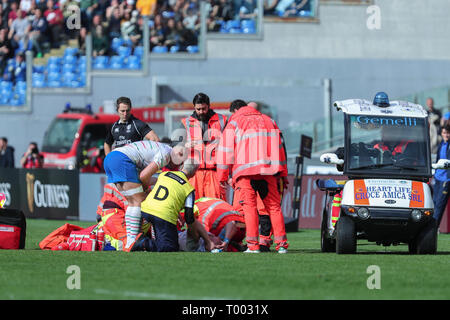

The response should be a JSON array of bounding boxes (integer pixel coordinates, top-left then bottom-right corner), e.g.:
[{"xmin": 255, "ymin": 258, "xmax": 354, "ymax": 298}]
[{"xmin": 1, "ymin": 218, "xmax": 450, "ymax": 300}]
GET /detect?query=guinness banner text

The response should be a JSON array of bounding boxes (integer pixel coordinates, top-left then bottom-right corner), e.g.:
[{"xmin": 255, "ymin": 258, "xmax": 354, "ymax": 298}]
[{"xmin": 0, "ymin": 168, "xmax": 79, "ymax": 220}]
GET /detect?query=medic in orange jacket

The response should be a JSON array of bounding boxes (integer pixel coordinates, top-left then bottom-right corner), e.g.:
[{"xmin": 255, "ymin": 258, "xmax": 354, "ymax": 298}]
[
  {"xmin": 373, "ymin": 140, "xmax": 413, "ymax": 156},
  {"xmin": 96, "ymin": 183, "xmax": 128, "ymax": 219},
  {"xmin": 195, "ymin": 197, "xmax": 245, "ymax": 251},
  {"xmin": 216, "ymin": 100, "xmax": 289, "ymax": 252},
  {"xmin": 181, "ymin": 93, "xmax": 227, "ymax": 200},
  {"xmin": 179, "ymin": 197, "xmax": 246, "ymax": 252}
]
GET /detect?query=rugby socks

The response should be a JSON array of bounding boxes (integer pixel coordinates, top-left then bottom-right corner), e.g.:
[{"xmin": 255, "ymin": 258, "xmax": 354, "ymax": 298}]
[{"xmin": 125, "ymin": 206, "xmax": 141, "ymax": 249}]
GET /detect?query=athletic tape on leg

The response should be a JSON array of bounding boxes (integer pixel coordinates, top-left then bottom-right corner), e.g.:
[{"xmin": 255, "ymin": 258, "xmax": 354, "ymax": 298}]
[{"xmin": 121, "ymin": 186, "xmax": 144, "ymax": 196}]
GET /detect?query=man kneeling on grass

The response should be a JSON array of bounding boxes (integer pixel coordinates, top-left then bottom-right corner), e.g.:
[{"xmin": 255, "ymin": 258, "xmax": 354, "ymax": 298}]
[{"xmin": 133, "ymin": 162, "xmax": 216, "ymax": 252}]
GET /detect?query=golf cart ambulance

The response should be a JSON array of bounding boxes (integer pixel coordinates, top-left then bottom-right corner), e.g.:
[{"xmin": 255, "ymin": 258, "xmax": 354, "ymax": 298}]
[{"xmin": 318, "ymin": 97, "xmax": 450, "ymax": 254}]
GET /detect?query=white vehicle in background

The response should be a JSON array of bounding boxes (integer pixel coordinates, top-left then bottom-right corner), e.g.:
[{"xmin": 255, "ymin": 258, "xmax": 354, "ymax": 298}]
[{"xmin": 318, "ymin": 94, "xmax": 450, "ymax": 254}]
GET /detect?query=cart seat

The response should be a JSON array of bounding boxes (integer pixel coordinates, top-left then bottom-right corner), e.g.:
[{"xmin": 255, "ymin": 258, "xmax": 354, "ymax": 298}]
[{"xmin": 316, "ymin": 179, "xmax": 346, "ymax": 192}]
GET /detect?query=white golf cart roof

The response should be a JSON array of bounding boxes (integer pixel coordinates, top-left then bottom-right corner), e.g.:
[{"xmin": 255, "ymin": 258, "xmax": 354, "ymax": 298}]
[{"xmin": 333, "ymin": 99, "xmax": 427, "ymax": 118}]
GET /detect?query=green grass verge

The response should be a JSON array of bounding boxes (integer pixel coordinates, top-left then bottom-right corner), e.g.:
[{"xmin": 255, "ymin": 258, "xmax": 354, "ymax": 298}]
[{"xmin": 1, "ymin": 219, "xmax": 450, "ymax": 300}]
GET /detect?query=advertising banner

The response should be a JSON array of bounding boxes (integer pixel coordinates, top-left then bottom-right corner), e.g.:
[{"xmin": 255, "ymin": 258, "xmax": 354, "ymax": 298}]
[
  {"xmin": 0, "ymin": 168, "xmax": 79, "ymax": 220},
  {"xmin": 0, "ymin": 169, "xmax": 20, "ymax": 209}
]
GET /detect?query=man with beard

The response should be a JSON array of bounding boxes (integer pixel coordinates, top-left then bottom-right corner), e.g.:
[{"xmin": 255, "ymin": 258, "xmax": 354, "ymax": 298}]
[{"xmin": 181, "ymin": 93, "xmax": 227, "ymax": 200}]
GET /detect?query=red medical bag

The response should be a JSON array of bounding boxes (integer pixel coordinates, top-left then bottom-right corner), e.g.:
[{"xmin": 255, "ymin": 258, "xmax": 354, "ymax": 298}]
[{"xmin": 0, "ymin": 209, "xmax": 26, "ymax": 249}]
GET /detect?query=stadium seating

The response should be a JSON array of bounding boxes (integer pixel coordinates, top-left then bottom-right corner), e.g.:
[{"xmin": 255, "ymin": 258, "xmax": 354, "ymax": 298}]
[
  {"xmin": 133, "ymin": 46, "xmax": 144, "ymax": 58},
  {"xmin": 241, "ymin": 19, "xmax": 256, "ymax": 33},
  {"xmin": 46, "ymin": 63, "xmax": 61, "ymax": 73},
  {"xmin": 170, "ymin": 45, "xmax": 180, "ymax": 53},
  {"xmin": 126, "ymin": 55, "xmax": 141, "ymax": 69},
  {"xmin": 109, "ymin": 56, "xmax": 124, "ymax": 69},
  {"xmin": 186, "ymin": 45, "xmax": 199, "ymax": 53},
  {"xmin": 63, "ymin": 54, "xmax": 77, "ymax": 65},
  {"xmin": 64, "ymin": 47, "xmax": 79, "ymax": 57},
  {"xmin": 47, "ymin": 56, "xmax": 62, "ymax": 66},
  {"xmin": 32, "ymin": 72, "xmax": 46, "ymax": 88},
  {"xmin": 62, "ymin": 63, "xmax": 76, "ymax": 74},
  {"xmin": 93, "ymin": 56, "xmax": 109, "ymax": 70},
  {"xmin": 1, "ymin": 80, "xmax": 13, "ymax": 92},
  {"xmin": 111, "ymin": 38, "xmax": 124, "ymax": 52},
  {"xmin": 226, "ymin": 20, "xmax": 242, "ymax": 33},
  {"xmin": 0, "ymin": 93, "xmax": 10, "ymax": 104},
  {"xmin": 117, "ymin": 46, "xmax": 132, "ymax": 58},
  {"xmin": 152, "ymin": 46, "xmax": 169, "ymax": 53},
  {"xmin": 33, "ymin": 65, "xmax": 45, "ymax": 73},
  {"xmin": 15, "ymin": 81, "xmax": 26, "ymax": 95},
  {"xmin": 0, "ymin": 83, "xmax": 12, "ymax": 104}
]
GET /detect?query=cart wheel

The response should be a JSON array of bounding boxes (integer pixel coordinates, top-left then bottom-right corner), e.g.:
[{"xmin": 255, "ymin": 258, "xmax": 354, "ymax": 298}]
[
  {"xmin": 407, "ymin": 241, "xmax": 417, "ymax": 254},
  {"xmin": 415, "ymin": 219, "xmax": 438, "ymax": 254},
  {"xmin": 321, "ymin": 210, "xmax": 336, "ymax": 252},
  {"xmin": 336, "ymin": 215, "xmax": 356, "ymax": 254}
]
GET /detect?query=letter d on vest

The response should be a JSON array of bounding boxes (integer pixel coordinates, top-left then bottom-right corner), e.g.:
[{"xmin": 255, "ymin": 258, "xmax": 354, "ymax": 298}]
[{"xmin": 154, "ymin": 186, "xmax": 169, "ymax": 201}]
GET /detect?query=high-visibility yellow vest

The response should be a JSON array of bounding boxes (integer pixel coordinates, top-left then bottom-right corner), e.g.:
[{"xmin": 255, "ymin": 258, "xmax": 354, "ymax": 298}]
[{"xmin": 141, "ymin": 171, "xmax": 194, "ymax": 225}]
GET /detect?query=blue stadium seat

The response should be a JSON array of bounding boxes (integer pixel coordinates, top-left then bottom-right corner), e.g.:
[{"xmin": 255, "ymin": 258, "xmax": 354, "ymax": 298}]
[
  {"xmin": 152, "ymin": 46, "xmax": 168, "ymax": 53},
  {"xmin": 1, "ymin": 89, "xmax": 12, "ymax": 101},
  {"xmin": 78, "ymin": 55, "xmax": 86, "ymax": 65},
  {"xmin": 126, "ymin": 56, "xmax": 141, "ymax": 69},
  {"xmin": 47, "ymin": 63, "xmax": 61, "ymax": 73},
  {"xmin": 298, "ymin": 10, "xmax": 313, "ymax": 17},
  {"xmin": 0, "ymin": 80, "xmax": 13, "ymax": 91},
  {"xmin": 32, "ymin": 72, "xmax": 46, "ymax": 88},
  {"xmin": 127, "ymin": 62, "xmax": 140, "ymax": 70},
  {"xmin": 69, "ymin": 80, "xmax": 82, "ymax": 88},
  {"xmin": 241, "ymin": 19, "xmax": 256, "ymax": 33},
  {"xmin": 109, "ymin": 55, "xmax": 124, "ymax": 69},
  {"xmin": 62, "ymin": 72, "xmax": 76, "ymax": 86},
  {"xmin": 78, "ymin": 57, "xmax": 87, "ymax": 72},
  {"xmin": 33, "ymin": 65, "xmax": 45, "ymax": 73},
  {"xmin": 127, "ymin": 55, "xmax": 139, "ymax": 64},
  {"xmin": 18, "ymin": 91, "xmax": 26, "ymax": 104},
  {"xmin": 186, "ymin": 45, "xmax": 199, "ymax": 53},
  {"xmin": 111, "ymin": 38, "xmax": 124, "ymax": 51},
  {"xmin": 117, "ymin": 45, "xmax": 131, "ymax": 57},
  {"xmin": 226, "ymin": 20, "xmax": 242, "ymax": 33},
  {"xmin": 170, "ymin": 45, "xmax": 180, "ymax": 53},
  {"xmin": 123, "ymin": 39, "xmax": 133, "ymax": 48},
  {"xmin": 0, "ymin": 94, "xmax": 9, "ymax": 104},
  {"xmin": 47, "ymin": 79, "xmax": 62, "ymax": 88},
  {"xmin": 15, "ymin": 81, "xmax": 26, "ymax": 94},
  {"xmin": 47, "ymin": 71, "xmax": 60, "ymax": 82},
  {"xmin": 93, "ymin": 56, "xmax": 108, "ymax": 69},
  {"xmin": 64, "ymin": 47, "xmax": 78, "ymax": 57},
  {"xmin": 62, "ymin": 71, "xmax": 81, "ymax": 87},
  {"xmin": 78, "ymin": 75, "xmax": 86, "ymax": 86},
  {"xmin": 216, "ymin": 21, "xmax": 227, "ymax": 33},
  {"xmin": 47, "ymin": 56, "xmax": 62, "ymax": 65},
  {"xmin": 78, "ymin": 68, "xmax": 87, "ymax": 78},
  {"xmin": 133, "ymin": 46, "xmax": 144, "ymax": 58},
  {"xmin": 10, "ymin": 93, "xmax": 25, "ymax": 106},
  {"xmin": 63, "ymin": 54, "xmax": 77, "ymax": 65},
  {"xmin": 62, "ymin": 63, "xmax": 76, "ymax": 74}
]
